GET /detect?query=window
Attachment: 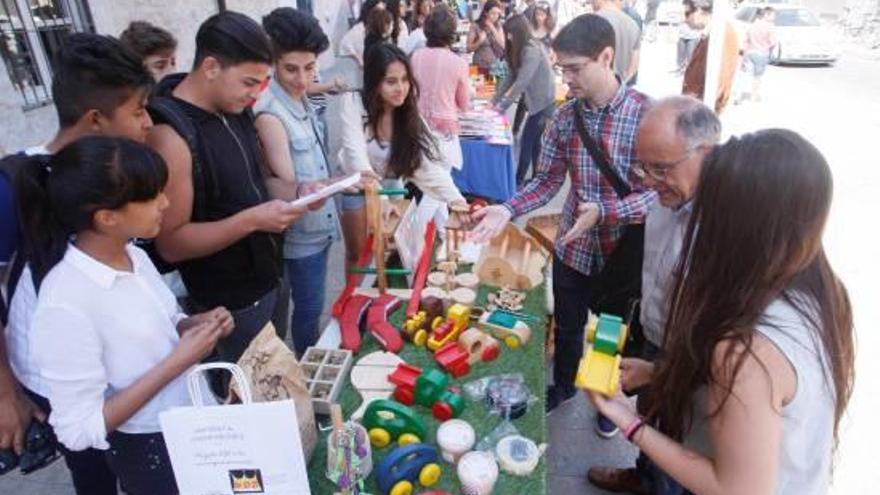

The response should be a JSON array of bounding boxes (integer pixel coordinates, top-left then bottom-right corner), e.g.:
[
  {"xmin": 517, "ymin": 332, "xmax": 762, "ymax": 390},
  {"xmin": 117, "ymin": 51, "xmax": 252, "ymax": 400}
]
[{"xmin": 0, "ymin": 0, "xmax": 94, "ymax": 110}]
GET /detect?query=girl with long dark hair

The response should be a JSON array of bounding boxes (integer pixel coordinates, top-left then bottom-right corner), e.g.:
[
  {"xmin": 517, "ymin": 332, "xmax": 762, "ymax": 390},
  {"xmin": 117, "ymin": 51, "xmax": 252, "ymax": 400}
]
[
  {"xmin": 16, "ymin": 137, "xmax": 233, "ymax": 494},
  {"xmin": 493, "ymin": 14, "xmax": 555, "ymax": 185},
  {"xmin": 528, "ymin": 1, "xmax": 556, "ymax": 48},
  {"xmin": 337, "ymin": 43, "xmax": 467, "ymax": 267},
  {"xmin": 589, "ymin": 129, "xmax": 855, "ymax": 494},
  {"xmin": 466, "ymin": 0, "xmax": 506, "ymax": 71}
]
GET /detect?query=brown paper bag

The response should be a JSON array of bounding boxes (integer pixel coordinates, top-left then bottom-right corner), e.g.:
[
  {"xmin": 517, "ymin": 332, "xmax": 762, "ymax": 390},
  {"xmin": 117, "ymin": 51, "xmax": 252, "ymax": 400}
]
[{"xmin": 232, "ymin": 323, "xmax": 318, "ymax": 461}]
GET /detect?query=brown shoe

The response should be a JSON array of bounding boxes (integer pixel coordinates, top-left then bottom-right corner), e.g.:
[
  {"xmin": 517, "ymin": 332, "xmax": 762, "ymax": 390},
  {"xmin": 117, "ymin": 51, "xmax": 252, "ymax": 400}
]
[{"xmin": 586, "ymin": 467, "xmax": 651, "ymax": 495}]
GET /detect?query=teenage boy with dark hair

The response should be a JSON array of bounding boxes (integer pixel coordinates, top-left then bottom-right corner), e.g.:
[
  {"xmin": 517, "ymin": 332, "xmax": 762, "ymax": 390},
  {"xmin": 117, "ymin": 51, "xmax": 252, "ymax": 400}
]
[
  {"xmin": 119, "ymin": 20, "xmax": 178, "ymax": 82},
  {"xmin": 472, "ymin": 14, "xmax": 653, "ymax": 418},
  {"xmin": 0, "ymin": 33, "xmax": 153, "ymax": 494},
  {"xmin": 147, "ymin": 11, "xmax": 303, "ymax": 364}
]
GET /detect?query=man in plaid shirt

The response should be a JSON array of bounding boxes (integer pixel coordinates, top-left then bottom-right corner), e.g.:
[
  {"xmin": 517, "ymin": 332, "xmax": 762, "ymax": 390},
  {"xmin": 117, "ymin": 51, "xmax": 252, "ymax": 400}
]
[{"xmin": 472, "ymin": 14, "xmax": 655, "ymax": 415}]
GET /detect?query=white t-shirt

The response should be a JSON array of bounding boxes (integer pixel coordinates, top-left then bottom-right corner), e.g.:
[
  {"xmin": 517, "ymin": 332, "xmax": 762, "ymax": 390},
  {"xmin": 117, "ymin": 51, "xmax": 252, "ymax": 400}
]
[{"xmin": 30, "ymin": 244, "xmax": 191, "ymax": 451}]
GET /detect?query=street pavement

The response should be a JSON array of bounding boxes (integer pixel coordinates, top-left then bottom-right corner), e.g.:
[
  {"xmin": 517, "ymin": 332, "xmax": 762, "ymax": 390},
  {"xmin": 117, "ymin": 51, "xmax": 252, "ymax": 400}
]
[{"xmin": 2, "ymin": 30, "xmax": 878, "ymax": 495}]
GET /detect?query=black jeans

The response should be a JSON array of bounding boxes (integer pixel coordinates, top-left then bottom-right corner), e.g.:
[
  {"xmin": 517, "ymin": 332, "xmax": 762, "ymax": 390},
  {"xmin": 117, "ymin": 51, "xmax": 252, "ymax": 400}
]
[
  {"xmin": 516, "ymin": 106, "xmax": 554, "ymax": 185},
  {"xmin": 24, "ymin": 389, "xmax": 119, "ymax": 495},
  {"xmin": 551, "ymin": 256, "xmax": 600, "ymax": 394},
  {"xmin": 105, "ymin": 431, "xmax": 177, "ymax": 495}
]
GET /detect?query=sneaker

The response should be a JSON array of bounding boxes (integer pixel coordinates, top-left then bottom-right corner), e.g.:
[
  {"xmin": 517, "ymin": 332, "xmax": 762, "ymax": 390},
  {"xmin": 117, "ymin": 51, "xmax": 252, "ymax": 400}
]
[
  {"xmin": 545, "ymin": 385, "xmax": 576, "ymax": 413},
  {"xmin": 587, "ymin": 467, "xmax": 651, "ymax": 495},
  {"xmin": 596, "ymin": 414, "xmax": 619, "ymax": 438}
]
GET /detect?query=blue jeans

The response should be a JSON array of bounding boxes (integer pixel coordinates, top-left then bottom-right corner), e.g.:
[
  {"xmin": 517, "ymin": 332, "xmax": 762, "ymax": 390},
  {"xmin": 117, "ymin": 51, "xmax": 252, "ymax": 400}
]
[
  {"xmin": 286, "ymin": 246, "xmax": 330, "ymax": 355},
  {"xmin": 517, "ymin": 105, "xmax": 554, "ymax": 185}
]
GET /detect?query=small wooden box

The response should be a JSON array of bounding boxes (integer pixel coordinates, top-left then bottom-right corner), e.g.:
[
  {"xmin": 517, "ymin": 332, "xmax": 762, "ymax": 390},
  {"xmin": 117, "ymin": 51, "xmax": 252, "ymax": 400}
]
[{"xmin": 301, "ymin": 347, "xmax": 353, "ymax": 415}]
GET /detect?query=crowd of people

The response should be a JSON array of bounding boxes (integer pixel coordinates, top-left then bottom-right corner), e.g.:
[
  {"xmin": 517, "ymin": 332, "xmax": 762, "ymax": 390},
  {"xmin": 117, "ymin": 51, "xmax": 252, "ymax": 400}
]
[{"xmin": 0, "ymin": 1, "xmax": 854, "ymax": 495}]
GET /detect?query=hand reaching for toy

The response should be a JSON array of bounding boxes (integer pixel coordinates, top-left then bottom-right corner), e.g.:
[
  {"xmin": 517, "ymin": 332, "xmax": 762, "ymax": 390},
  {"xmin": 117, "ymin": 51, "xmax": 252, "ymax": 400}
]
[
  {"xmin": 586, "ymin": 389, "xmax": 638, "ymax": 432},
  {"xmin": 469, "ymin": 205, "xmax": 512, "ymax": 243},
  {"xmin": 560, "ymin": 202, "xmax": 600, "ymax": 245}
]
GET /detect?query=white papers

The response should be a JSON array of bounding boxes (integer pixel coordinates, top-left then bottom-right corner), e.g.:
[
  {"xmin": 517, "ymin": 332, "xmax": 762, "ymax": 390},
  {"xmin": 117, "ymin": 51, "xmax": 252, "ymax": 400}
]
[{"xmin": 289, "ymin": 172, "xmax": 361, "ymax": 209}]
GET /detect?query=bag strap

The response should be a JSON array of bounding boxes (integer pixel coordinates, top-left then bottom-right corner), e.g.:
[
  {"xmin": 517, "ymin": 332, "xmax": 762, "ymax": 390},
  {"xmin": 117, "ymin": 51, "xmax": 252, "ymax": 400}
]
[
  {"xmin": 573, "ymin": 100, "xmax": 631, "ymax": 199},
  {"xmin": 187, "ymin": 363, "xmax": 253, "ymax": 406}
]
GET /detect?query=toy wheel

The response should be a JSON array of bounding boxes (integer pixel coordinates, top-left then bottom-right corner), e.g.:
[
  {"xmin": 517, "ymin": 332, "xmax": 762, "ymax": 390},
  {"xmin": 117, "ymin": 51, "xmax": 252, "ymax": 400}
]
[
  {"xmin": 431, "ymin": 316, "xmax": 444, "ymax": 330},
  {"xmin": 413, "ymin": 329, "xmax": 428, "ymax": 347},
  {"xmin": 432, "ymin": 402, "xmax": 454, "ymax": 421},
  {"xmin": 398, "ymin": 433, "xmax": 420, "ymax": 446},
  {"xmin": 390, "ymin": 480, "xmax": 414, "ymax": 495},
  {"xmin": 368, "ymin": 427, "xmax": 391, "ymax": 448},
  {"xmin": 395, "ymin": 387, "xmax": 415, "ymax": 405},
  {"xmin": 504, "ymin": 335, "xmax": 520, "ymax": 349},
  {"xmin": 419, "ymin": 463, "xmax": 442, "ymax": 487}
]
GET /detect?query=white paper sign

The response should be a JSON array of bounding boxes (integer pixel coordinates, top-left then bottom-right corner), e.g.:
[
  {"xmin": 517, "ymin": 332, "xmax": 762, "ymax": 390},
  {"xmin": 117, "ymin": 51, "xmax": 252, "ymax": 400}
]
[
  {"xmin": 160, "ymin": 400, "xmax": 311, "ymax": 495},
  {"xmin": 289, "ymin": 172, "xmax": 361, "ymax": 209}
]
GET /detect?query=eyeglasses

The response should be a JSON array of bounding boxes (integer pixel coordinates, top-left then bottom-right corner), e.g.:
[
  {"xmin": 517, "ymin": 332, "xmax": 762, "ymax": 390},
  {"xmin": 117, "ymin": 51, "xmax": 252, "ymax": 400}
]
[
  {"xmin": 633, "ymin": 147, "xmax": 700, "ymax": 181},
  {"xmin": 554, "ymin": 61, "xmax": 590, "ymax": 76}
]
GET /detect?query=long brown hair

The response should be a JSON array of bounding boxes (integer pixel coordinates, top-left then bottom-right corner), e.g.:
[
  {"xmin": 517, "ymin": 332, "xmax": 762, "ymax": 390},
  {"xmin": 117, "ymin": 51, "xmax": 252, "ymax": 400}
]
[
  {"xmin": 649, "ymin": 129, "xmax": 854, "ymax": 445},
  {"xmin": 362, "ymin": 43, "xmax": 438, "ymax": 178},
  {"xmin": 503, "ymin": 14, "xmax": 532, "ymax": 75}
]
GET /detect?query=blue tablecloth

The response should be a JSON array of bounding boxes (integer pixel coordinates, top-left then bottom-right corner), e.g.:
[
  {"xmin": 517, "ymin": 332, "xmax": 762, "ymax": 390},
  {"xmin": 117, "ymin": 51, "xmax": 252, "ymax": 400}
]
[{"xmin": 452, "ymin": 138, "xmax": 516, "ymax": 203}]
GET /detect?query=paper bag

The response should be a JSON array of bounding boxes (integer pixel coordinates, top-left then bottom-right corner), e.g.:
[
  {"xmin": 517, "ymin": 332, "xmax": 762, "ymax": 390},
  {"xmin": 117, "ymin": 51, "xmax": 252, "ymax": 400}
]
[
  {"xmin": 160, "ymin": 363, "xmax": 311, "ymax": 495},
  {"xmin": 232, "ymin": 323, "xmax": 318, "ymax": 461}
]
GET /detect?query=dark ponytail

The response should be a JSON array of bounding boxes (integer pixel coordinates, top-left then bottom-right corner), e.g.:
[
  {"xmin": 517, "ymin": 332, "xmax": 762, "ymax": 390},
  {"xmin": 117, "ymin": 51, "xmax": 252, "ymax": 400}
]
[{"xmin": 15, "ymin": 136, "xmax": 168, "ymax": 289}]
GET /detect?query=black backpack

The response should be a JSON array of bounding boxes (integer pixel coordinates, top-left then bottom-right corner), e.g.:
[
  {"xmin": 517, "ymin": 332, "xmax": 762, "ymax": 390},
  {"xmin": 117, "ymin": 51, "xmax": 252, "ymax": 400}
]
[{"xmin": 0, "ymin": 153, "xmax": 47, "ymax": 325}]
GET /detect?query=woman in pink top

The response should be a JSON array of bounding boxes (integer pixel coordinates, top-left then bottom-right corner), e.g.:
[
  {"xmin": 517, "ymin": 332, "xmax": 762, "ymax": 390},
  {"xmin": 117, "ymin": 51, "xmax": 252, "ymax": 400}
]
[
  {"xmin": 743, "ymin": 7, "xmax": 778, "ymax": 102},
  {"xmin": 411, "ymin": 5, "xmax": 471, "ymax": 168}
]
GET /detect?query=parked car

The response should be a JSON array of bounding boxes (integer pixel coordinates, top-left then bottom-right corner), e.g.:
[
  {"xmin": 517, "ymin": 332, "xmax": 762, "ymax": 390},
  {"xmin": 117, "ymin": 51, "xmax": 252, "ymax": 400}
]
[{"xmin": 735, "ymin": 4, "xmax": 841, "ymax": 65}]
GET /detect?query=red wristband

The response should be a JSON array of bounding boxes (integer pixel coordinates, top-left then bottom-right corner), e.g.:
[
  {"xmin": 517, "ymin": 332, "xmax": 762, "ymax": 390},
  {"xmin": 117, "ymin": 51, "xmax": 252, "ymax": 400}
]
[{"xmin": 623, "ymin": 416, "xmax": 644, "ymax": 441}]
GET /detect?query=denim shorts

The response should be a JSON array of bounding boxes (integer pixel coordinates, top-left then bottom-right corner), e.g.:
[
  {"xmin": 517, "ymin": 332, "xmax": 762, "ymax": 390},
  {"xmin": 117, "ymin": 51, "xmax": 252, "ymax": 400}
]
[
  {"xmin": 747, "ymin": 51, "xmax": 770, "ymax": 76},
  {"xmin": 340, "ymin": 193, "xmax": 365, "ymax": 211}
]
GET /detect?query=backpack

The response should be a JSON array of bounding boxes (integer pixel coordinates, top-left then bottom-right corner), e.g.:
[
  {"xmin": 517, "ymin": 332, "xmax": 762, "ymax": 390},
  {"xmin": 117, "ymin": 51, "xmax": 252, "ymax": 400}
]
[{"xmin": 0, "ymin": 153, "xmax": 45, "ymax": 325}]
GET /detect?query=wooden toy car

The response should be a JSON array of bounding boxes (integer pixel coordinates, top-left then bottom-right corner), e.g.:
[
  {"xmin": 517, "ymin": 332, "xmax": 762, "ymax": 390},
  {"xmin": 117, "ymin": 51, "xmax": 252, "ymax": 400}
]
[
  {"xmin": 362, "ymin": 399, "xmax": 427, "ymax": 448},
  {"xmin": 477, "ymin": 309, "xmax": 532, "ymax": 349},
  {"xmin": 458, "ymin": 328, "xmax": 501, "ymax": 365},
  {"xmin": 401, "ymin": 297, "xmax": 444, "ymax": 346},
  {"xmin": 388, "ymin": 364, "xmax": 465, "ymax": 421},
  {"xmin": 433, "ymin": 341, "xmax": 471, "ymax": 378},
  {"xmin": 575, "ymin": 313, "xmax": 628, "ymax": 396},
  {"xmin": 427, "ymin": 304, "xmax": 471, "ymax": 351},
  {"xmin": 375, "ymin": 443, "xmax": 442, "ymax": 495}
]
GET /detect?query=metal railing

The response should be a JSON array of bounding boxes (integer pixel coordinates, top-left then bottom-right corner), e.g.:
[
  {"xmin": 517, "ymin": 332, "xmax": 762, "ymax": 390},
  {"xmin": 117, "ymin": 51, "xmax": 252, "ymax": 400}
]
[{"xmin": 0, "ymin": 0, "xmax": 94, "ymax": 110}]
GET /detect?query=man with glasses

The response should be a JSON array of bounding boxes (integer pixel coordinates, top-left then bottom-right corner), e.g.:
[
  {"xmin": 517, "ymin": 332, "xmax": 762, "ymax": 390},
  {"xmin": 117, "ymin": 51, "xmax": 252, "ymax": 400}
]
[
  {"xmin": 471, "ymin": 14, "xmax": 653, "ymax": 414},
  {"xmin": 587, "ymin": 96, "xmax": 721, "ymax": 495}
]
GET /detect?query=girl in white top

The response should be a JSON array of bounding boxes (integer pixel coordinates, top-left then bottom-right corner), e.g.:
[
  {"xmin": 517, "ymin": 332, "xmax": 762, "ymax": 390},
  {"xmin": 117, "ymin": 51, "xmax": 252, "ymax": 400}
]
[
  {"xmin": 589, "ymin": 130, "xmax": 855, "ymax": 494},
  {"xmin": 17, "ymin": 137, "xmax": 233, "ymax": 494},
  {"xmin": 336, "ymin": 42, "xmax": 468, "ymax": 268}
]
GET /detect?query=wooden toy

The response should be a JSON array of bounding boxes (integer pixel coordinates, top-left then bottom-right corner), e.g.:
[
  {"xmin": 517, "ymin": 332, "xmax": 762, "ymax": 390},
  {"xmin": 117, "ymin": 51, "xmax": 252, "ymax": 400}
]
[
  {"xmin": 420, "ymin": 287, "xmax": 449, "ymax": 305},
  {"xmin": 326, "ymin": 404, "xmax": 371, "ymax": 493},
  {"xmin": 388, "ymin": 364, "xmax": 465, "ymax": 421},
  {"xmin": 458, "ymin": 328, "xmax": 501, "ymax": 365},
  {"xmin": 436, "ymin": 419, "xmax": 476, "ymax": 464},
  {"xmin": 339, "ymin": 294, "xmax": 373, "ymax": 353},
  {"xmin": 405, "ymin": 221, "xmax": 437, "ymax": 318},
  {"xmin": 575, "ymin": 313, "xmax": 628, "ymax": 396},
  {"xmin": 362, "ymin": 399, "xmax": 427, "ymax": 449},
  {"xmin": 375, "ymin": 443, "xmax": 442, "ymax": 495},
  {"xmin": 486, "ymin": 286, "xmax": 526, "ymax": 312},
  {"xmin": 476, "ymin": 309, "xmax": 532, "ymax": 349},
  {"xmin": 301, "ymin": 347, "xmax": 353, "ymax": 415},
  {"xmin": 401, "ymin": 296, "xmax": 445, "ymax": 346},
  {"xmin": 450, "ymin": 287, "xmax": 477, "ymax": 306},
  {"xmin": 433, "ymin": 342, "xmax": 471, "ymax": 378},
  {"xmin": 454, "ymin": 272, "xmax": 480, "ymax": 289},
  {"xmin": 457, "ymin": 451, "xmax": 499, "ymax": 495},
  {"xmin": 524, "ymin": 212, "xmax": 561, "ymax": 253},
  {"xmin": 349, "ymin": 351, "xmax": 405, "ymax": 420},
  {"xmin": 366, "ymin": 294, "xmax": 404, "ymax": 353},
  {"xmin": 474, "ymin": 223, "xmax": 548, "ymax": 290},
  {"xmin": 427, "ymin": 304, "xmax": 471, "ymax": 351},
  {"xmin": 427, "ymin": 271, "xmax": 448, "ymax": 288}
]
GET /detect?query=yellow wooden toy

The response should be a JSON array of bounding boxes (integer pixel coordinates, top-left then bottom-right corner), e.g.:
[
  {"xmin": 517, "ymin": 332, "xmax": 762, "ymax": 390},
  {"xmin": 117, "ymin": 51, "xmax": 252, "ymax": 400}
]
[{"xmin": 574, "ymin": 313, "xmax": 628, "ymax": 396}]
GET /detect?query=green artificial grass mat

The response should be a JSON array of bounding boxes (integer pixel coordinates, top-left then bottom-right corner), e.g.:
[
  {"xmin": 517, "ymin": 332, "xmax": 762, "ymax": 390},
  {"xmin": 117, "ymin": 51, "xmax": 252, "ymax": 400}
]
[{"xmin": 307, "ymin": 278, "xmax": 549, "ymax": 494}]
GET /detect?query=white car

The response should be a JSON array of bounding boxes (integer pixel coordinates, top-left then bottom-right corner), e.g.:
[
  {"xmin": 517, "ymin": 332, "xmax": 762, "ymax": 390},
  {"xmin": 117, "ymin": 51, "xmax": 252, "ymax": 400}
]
[{"xmin": 734, "ymin": 4, "xmax": 841, "ymax": 65}]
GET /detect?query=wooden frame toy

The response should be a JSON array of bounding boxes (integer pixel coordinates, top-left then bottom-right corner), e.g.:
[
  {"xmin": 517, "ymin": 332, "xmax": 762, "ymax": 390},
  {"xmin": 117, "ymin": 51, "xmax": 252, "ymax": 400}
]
[{"xmin": 473, "ymin": 223, "xmax": 548, "ymax": 290}]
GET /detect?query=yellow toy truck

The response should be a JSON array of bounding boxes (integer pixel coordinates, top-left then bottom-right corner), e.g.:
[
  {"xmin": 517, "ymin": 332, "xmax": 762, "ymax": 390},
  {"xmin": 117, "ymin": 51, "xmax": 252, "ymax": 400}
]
[
  {"xmin": 427, "ymin": 304, "xmax": 471, "ymax": 351},
  {"xmin": 574, "ymin": 313, "xmax": 628, "ymax": 396}
]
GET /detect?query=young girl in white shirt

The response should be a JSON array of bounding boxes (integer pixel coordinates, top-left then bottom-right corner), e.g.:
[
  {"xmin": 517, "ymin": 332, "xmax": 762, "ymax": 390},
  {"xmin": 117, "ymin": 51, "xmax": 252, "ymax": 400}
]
[
  {"xmin": 337, "ymin": 42, "xmax": 468, "ymax": 268},
  {"xmin": 16, "ymin": 136, "xmax": 233, "ymax": 494}
]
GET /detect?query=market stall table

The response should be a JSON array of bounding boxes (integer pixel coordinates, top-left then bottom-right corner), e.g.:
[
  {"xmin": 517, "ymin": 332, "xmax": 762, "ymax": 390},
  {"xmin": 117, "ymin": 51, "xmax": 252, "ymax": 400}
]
[
  {"xmin": 307, "ymin": 262, "xmax": 549, "ymax": 494},
  {"xmin": 453, "ymin": 138, "xmax": 517, "ymax": 203}
]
